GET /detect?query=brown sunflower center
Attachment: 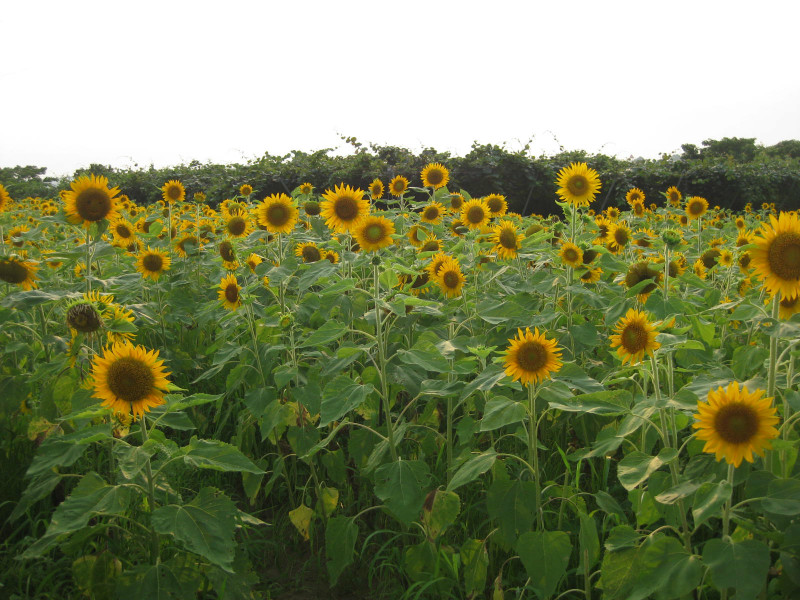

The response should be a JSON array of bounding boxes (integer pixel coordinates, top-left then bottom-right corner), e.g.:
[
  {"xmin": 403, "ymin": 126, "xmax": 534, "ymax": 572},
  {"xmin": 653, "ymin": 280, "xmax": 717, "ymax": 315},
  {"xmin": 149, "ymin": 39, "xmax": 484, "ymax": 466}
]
[
  {"xmin": 421, "ymin": 240, "xmax": 439, "ymax": 252},
  {"xmin": 487, "ymin": 197, "xmax": 503, "ymax": 213},
  {"xmin": 516, "ymin": 341, "xmax": 547, "ymax": 372},
  {"xmin": 76, "ymin": 188, "xmax": 112, "ymax": 222},
  {"xmin": 567, "ymin": 175, "xmax": 588, "ymax": 196},
  {"xmin": 225, "ymin": 284, "xmax": 239, "ymax": 303},
  {"xmin": 621, "ymin": 323, "xmax": 648, "ymax": 354},
  {"xmin": 371, "ymin": 185, "xmax": 382, "ymax": 196},
  {"xmin": 598, "ymin": 224, "xmax": 609, "ymax": 238},
  {"xmin": 303, "ymin": 201, "xmax": 320, "ymax": 215},
  {"xmin": 179, "ymin": 236, "xmax": 197, "ymax": 252},
  {"xmin": 227, "ymin": 216, "xmax": 247, "ymax": 236},
  {"xmin": 334, "ymin": 197, "xmax": 358, "ymax": 220},
  {"xmin": 142, "ymin": 253, "xmax": 164, "ymax": 272},
  {"xmin": 423, "ymin": 207, "xmax": 439, "ymax": 220},
  {"xmin": 633, "ymin": 203, "xmax": 644, "ymax": 216},
  {"xmin": 67, "ymin": 303, "xmax": 103, "ymax": 333},
  {"xmin": 412, "ymin": 273, "xmax": 429, "ymax": 289},
  {"xmin": 701, "ymin": 249, "xmax": 720, "ymax": 269},
  {"xmin": 713, "ymin": 403, "xmax": 759, "ymax": 444},
  {"xmin": 365, "ymin": 224, "xmax": 385, "ymax": 243},
  {"xmin": 614, "ymin": 228, "xmax": 629, "ymax": 245},
  {"xmin": 106, "ymin": 357, "xmax": 155, "ymax": 403},
  {"xmin": 219, "ymin": 242, "xmax": 235, "ymax": 262},
  {"xmin": 781, "ymin": 295, "xmax": 799, "ymax": 309},
  {"xmin": 302, "ymin": 245, "xmax": 321, "ymax": 262},
  {"xmin": 583, "ymin": 249, "xmax": 598, "ymax": 264},
  {"xmin": 392, "ymin": 182, "xmax": 406, "ymax": 194},
  {"xmin": 166, "ymin": 185, "xmax": 182, "ymax": 201},
  {"xmin": 115, "ymin": 224, "xmax": 132, "ymax": 238},
  {"xmin": 267, "ymin": 204, "xmax": 289, "ymax": 226},
  {"xmin": 630, "ymin": 192, "xmax": 642, "ymax": 202},
  {"xmin": 426, "ymin": 169, "xmax": 444, "ymax": 186},
  {"xmin": 688, "ymin": 200, "xmax": 705, "ymax": 216},
  {"xmin": 466, "ymin": 206, "xmax": 485, "ymax": 224},
  {"xmin": 442, "ymin": 270, "xmax": 460, "ymax": 289},
  {"xmin": 563, "ymin": 248, "xmax": 580, "ymax": 263},
  {"xmin": 767, "ymin": 232, "xmax": 800, "ymax": 281},
  {"xmin": 499, "ymin": 228, "xmax": 518, "ymax": 249},
  {"xmin": 450, "ymin": 196, "xmax": 463, "ymax": 209}
]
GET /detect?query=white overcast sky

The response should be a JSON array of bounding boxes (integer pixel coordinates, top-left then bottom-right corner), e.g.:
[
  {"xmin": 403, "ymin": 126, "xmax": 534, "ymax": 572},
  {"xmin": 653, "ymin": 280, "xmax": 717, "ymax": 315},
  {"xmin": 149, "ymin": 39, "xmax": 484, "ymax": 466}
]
[{"xmin": 2, "ymin": 0, "xmax": 799, "ymax": 177}]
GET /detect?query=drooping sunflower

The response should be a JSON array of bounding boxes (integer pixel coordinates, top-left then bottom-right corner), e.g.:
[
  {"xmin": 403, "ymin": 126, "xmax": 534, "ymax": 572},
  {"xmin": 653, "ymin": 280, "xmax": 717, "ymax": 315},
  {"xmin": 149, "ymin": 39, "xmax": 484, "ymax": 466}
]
[
  {"xmin": 738, "ymin": 251, "xmax": 752, "ymax": 273},
  {"xmin": 105, "ymin": 304, "xmax": 137, "ymax": 345},
  {"xmin": 257, "ymin": 193, "xmax": 299, "ymax": 235},
  {"xmin": 736, "ymin": 230, "xmax": 753, "ymax": 247},
  {"xmin": 224, "ymin": 214, "xmax": 252, "ymax": 238},
  {"xmin": 719, "ymin": 249, "xmax": 734, "ymax": 268},
  {"xmin": 503, "ymin": 327, "xmax": 562, "ymax": 386},
  {"xmin": 685, "ymin": 196, "xmax": 709, "ymax": 220},
  {"xmin": 90, "ymin": 341, "xmax": 170, "ymax": 418},
  {"xmin": 607, "ymin": 222, "xmax": 632, "ymax": 254},
  {"xmin": 594, "ymin": 215, "xmax": 612, "ymax": 244},
  {"xmin": 161, "ymin": 180, "xmax": 185, "ymax": 204},
  {"xmin": 218, "ymin": 273, "xmax": 242, "ymax": 311},
  {"xmin": 320, "ymin": 184, "xmax": 370, "ymax": 232},
  {"xmin": 389, "ymin": 175, "xmax": 409, "ymax": 197},
  {"xmin": 322, "ymin": 250, "xmax": 340, "ymax": 264},
  {"xmin": 421, "ymin": 163, "xmax": 450, "ymax": 189},
  {"xmin": 626, "ymin": 188, "xmax": 645, "ymax": 206},
  {"xmin": 623, "ymin": 261, "xmax": 662, "ymax": 300},
  {"xmin": 555, "ymin": 162, "xmax": 602, "ymax": 207},
  {"xmin": 295, "ymin": 242, "xmax": 323, "ymax": 263},
  {"xmin": 559, "ymin": 242, "xmax": 584, "ymax": 268},
  {"xmin": 693, "ymin": 259, "xmax": 707, "ymax": 279},
  {"xmin": 750, "ymin": 211, "xmax": 800, "ymax": 300},
  {"xmin": 66, "ymin": 300, "xmax": 104, "ymax": 334},
  {"xmin": 418, "ymin": 235, "xmax": 442, "ymax": 254},
  {"xmin": 420, "ymin": 202, "xmax": 445, "ymax": 225},
  {"xmin": 63, "ymin": 174, "xmax": 120, "ymax": 226},
  {"xmin": 369, "ymin": 179, "xmax": 384, "ymax": 201},
  {"xmin": 692, "ymin": 382, "xmax": 779, "ymax": 467},
  {"xmin": 245, "ymin": 253, "xmax": 263, "ymax": 273},
  {"xmin": 484, "ymin": 194, "xmax": 508, "ymax": 218},
  {"xmin": 491, "ymin": 220, "xmax": 523, "ymax": 260},
  {"xmin": 353, "ymin": 215, "xmax": 396, "ymax": 252},
  {"xmin": 0, "ymin": 257, "xmax": 38, "ymax": 290},
  {"xmin": 174, "ymin": 234, "xmax": 199, "ymax": 258},
  {"xmin": 666, "ymin": 186, "xmax": 682, "ymax": 207},
  {"xmin": 435, "ymin": 257, "xmax": 466, "ymax": 298},
  {"xmin": 579, "ymin": 267, "xmax": 603, "ymax": 283},
  {"xmin": 609, "ymin": 309, "xmax": 660, "ymax": 365},
  {"xmin": 6, "ymin": 225, "xmax": 29, "ymax": 248},
  {"xmin": 700, "ymin": 248, "xmax": 721, "ymax": 269},
  {"xmin": 407, "ymin": 224, "xmax": 426, "ymax": 248},
  {"xmin": 777, "ymin": 293, "xmax": 800, "ymax": 320},
  {"xmin": 0, "ymin": 183, "xmax": 10, "ymax": 212},
  {"xmin": 461, "ymin": 199, "xmax": 491, "ymax": 230},
  {"xmin": 239, "ymin": 183, "xmax": 253, "ymax": 197},
  {"xmin": 136, "ymin": 247, "xmax": 171, "ymax": 281}
]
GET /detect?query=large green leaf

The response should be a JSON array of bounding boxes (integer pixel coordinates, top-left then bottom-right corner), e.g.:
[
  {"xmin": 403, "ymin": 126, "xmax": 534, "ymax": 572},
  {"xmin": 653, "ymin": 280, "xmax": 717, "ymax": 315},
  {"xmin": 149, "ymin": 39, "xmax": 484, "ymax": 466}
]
[
  {"xmin": 516, "ymin": 530, "xmax": 571, "ymax": 599},
  {"xmin": 447, "ymin": 449, "xmax": 497, "ymax": 491},
  {"xmin": 325, "ymin": 516, "xmax": 358, "ymax": 585},
  {"xmin": 460, "ymin": 539, "xmax": 488, "ymax": 598},
  {"xmin": 579, "ymin": 512, "xmax": 600, "ymax": 572},
  {"xmin": 639, "ymin": 536, "xmax": 703, "ymax": 600},
  {"xmin": 116, "ymin": 557, "xmax": 202, "ymax": 600},
  {"xmin": 692, "ymin": 480, "xmax": 732, "ymax": 528},
  {"xmin": 318, "ymin": 375, "xmax": 374, "ymax": 426},
  {"xmin": 547, "ymin": 389, "xmax": 631, "ymax": 415},
  {"xmin": 762, "ymin": 478, "xmax": 800, "ymax": 515},
  {"xmin": 181, "ymin": 438, "xmax": 264, "ymax": 474},
  {"xmin": 373, "ymin": 459, "xmax": 430, "ymax": 524},
  {"xmin": 618, "ymin": 451, "xmax": 665, "ymax": 491},
  {"xmin": 298, "ymin": 320, "xmax": 347, "ymax": 348},
  {"xmin": 152, "ymin": 487, "xmax": 237, "ymax": 572},
  {"xmin": 479, "ymin": 397, "xmax": 526, "ymax": 431},
  {"xmin": 702, "ymin": 538, "xmax": 770, "ymax": 600},
  {"xmin": 422, "ymin": 489, "xmax": 460, "ymax": 540},
  {"xmin": 486, "ymin": 479, "xmax": 537, "ymax": 546}
]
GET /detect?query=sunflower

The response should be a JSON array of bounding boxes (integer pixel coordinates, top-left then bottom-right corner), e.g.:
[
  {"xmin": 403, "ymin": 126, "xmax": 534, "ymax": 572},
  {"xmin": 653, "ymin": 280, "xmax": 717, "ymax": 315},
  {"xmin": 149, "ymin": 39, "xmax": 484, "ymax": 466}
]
[
  {"xmin": 461, "ymin": 199, "xmax": 491, "ymax": 230},
  {"xmin": 693, "ymin": 259, "xmax": 707, "ymax": 279},
  {"xmin": 491, "ymin": 220, "xmax": 523, "ymax": 260},
  {"xmin": 320, "ymin": 184, "xmax": 370, "ymax": 232},
  {"xmin": 559, "ymin": 242, "xmax": 583, "ymax": 268},
  {"xmin": 418, "ymin": 235, "xmax": 442, "ymax": 253},
  {"xmin": 353, "ymin": 215, "xmax": 395, "ymax": 252},
  {"xmin": 193, "ymin": 191, "xmax": 207, "ymax": 203},
  {"xmin": 421, "ymin": 163, "xmax": 449, "ymax": 189},
  {"xmin": 66, "ymin": 300, "xmax": 104, "ymax": 334},
  {"xmin": 90, "ymin": 341, "xmax": 170, "ymax": 419},
  {"xmin": 503, "ymin": 327, "xmax": 562, "ymax": 386},
  {"xmin": 174, "ymin": 234, "xmax": 199, "ymax": 258},
  {"xmin": 6, "ymin": 225, "xmax": 29, "ymax": 248},
  {"xmin": 63, "ymin": 174, "xmax": 120, "ymax": 226},
  {"xmin": 750, "ymin": 211, "xmax": 800, "ymax": 300},
  {"xmin": 389, "ymin": 175, "xmax": 409, "ymax": 197},
  {"xmin": 239, "ymin": 184, "xmax": 253, "ymax": 197},
  {"xmin": 105, "ymin": 304, "xmax": 137, "ymax": 344},
  {"xmin": 631, "ymin": 200, "xmax": 646, "ymax": 218},
  {"xmin": 484, "ymin": 194, "xmax": 508, "ymax": 218},
  {"xmin": 606, "ymin": 207, "xmax": 621, "ymax": 221},
  {"xmin": 609, "ymin": 309, "xmax": 660, "ymax": 365},
  {"xmin": 369, "ymin": 179, "xmax": 384, "ymax": 201},
  {"xmin": 777, "ymin": 293, "xmax": 800, "ymax": 320},
  {"xmin": 719, "ymin": 249, "xmax": 734, "ymax": 267},
  {"xmin": 435, "ymin": 257, "xmax": 466, "ymax": 298},
  {"xmin": 736, "ymin": 230, "xmax": 753, "ymax": 247},
  {"xmin": 607, "ymin": 222, "xmax": 632, "ymax": 254},
  {"xmin": 161, "ymin": 180, "xmax": 185, "ymax": 204},
  {"xmin": 419, "ymin": 202, "xmax": 444, "ymax": 225},
  {"xmin": 323, "ymin": 250, "xmax": 340, "ymax": 264},
  {"xmin": 298, "ymin": 182, "xmax": 314, "ymax": 195},
  {"xmin": 579, "ymin": 267, "xmax": 603, "ymax": 283},
  {"xmin": 738, "ymin": 251, "xmax": 752, "ymax": 273},
  {"xmin": 450, "ymin": 218, "xmax": 467, "ymax": 236},
  {"xmin": 623, "ymin": 261, "xmax": 662, "ymax": 300},
  {"xmin": 666, "ymin": 186, "xmax": 682, "ymax": 206},
  {"xmin": 555, "ymin": 162, "xmax": 602, "ymax": 207},
  {"xmin": 257, "ymin": 193, "xmax": 298, "ymax": 235},
  {"xmin": 407, "ymin": 224, "xmax": 426, "ymax": 248},
  {"xmin": 700, "ymin": 248, "xmax": 721, "ymax": 269},
  {"xmin": 136, "ymin": 247, "xmax": 171, "ymax": 281},
  {"xmin": 427, "ymin": 251, "xmax": 452, "ymax": 279},
  {"xmin": 224, "ymin": 214, "xmax": 252, "ymax": 238},
  {"xmin": 594, "ymin": 216, "xmax": 612, "ymax": 243},
  {"xmin": 668, "ymin": 253, "xmax": 687, "ymax": 278},
  {"xmin": 626, "ymin": 188, "xmax": 645, "ymax": 205},
  {"xmin": 245, "ymin": 253, "xmax": 263, "ymax": 273},
  {"xmin": 448, "ymin": 193, "xmax": 465, "ymax": 212},
  {"xmin": 218, "ymin": 273, "xmax": 242, "ymax": 311},
  {"xmin": 685, "ymin": 196, "xmax": 708, "ymax": 220},
  {"xmin": 0, "ymin": 183, "xmax": 10, "ymax": 212},
  {"xmin": 0, "ymin": 257, "xmax": 39, "ymax": 290},
  {"xmin": 110, "ymin": 218, "xmax": 136, "ymax": 244},
  {"xmin": 692, "ymin": 382, "xmax": 779, "ymax": 467},
  {"xmin": 295, "ymin": 242, "xmax": 323, "ymax": 263}
]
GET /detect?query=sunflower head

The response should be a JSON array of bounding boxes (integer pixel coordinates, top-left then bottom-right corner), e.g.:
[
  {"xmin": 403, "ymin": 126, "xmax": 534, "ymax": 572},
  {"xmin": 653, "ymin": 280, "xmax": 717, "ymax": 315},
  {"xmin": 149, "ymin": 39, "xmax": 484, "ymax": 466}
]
[
  {"xmin": 0, "ymin": 257, "xmax": 39, "ymax": 290},
  {"xmin": 295, "ymin": 242, "xmax": 322, "ymax": 263},
  {"xmin": 461, "ymin": 199, "xmax": 491, "ymax": 230},
  {"xmin": 484, "ymin": 194, "xmax": 507, "ymax": 217},
  {"xmin": 435, "ymin": 257, "xmax": 466, "ymax": 298},
  {"xmin": 63, "ymin": 174, "xmax": 120, "ymax": 226},
  {"xmin": 555, "ymin": 162, "xmax": 602, "ymax": 207},
  {"xmin": 693, "ymin": 382, "xmax": 779, "ymax": 467},
  {"xmin": 607, "ymin": 222, "xmax": 632, "ymax": 254},
  {"xmin": 218, "ymin": 273, "xmax": 242, "ymax": 311},
  {"xmin": 353, "ymin": 215, "xmax": 396, "ymax": 252},
  {"xmin": 503, "ymin": 327, "xmax": 562, "ymax": 386},
  {"xmin": 666, "ymin": 186, "xmax": 682, "ymax": 206},
  {"xmin": 369, "ymin": 179, "xmax": 384, "ymax": 200},
  {"xmin": 624, "ymin": 261, "xmax": 662, "ymax": 299},
  {"xmin": 449, "ymin": 193, "xmax": 465, "ymax": 212},
  {"xmin": 257, "ymin": 193, "xmax": 298, "ymax": 235},
  {"xmin": 239, "ymin": 184, "xmax": 253, "ymax": 197},
  {"xmin": 320, "ymin": 184, "xmax": 370, "ymax": 232},
  {"xmin": 626, "ymin": 188, "xmax": 645, "ymax": 205},
  {"xmin": 407, "ymin": 224, "xmax": 426, "ymax": 247},
  {"xmin": 609, "ymin": 309, "xmax": 660, "ymax": 365},
  {"xmin": 750, "ymin": 211, "xmax": 800, "ymax": 300},
  {"xmin": 136, "ymin": 247, "xmax": 171, "ymax": 281},
  {"xmin": 67, "ymin": 301, "xmax": 104, "ymax": 334},
  {"xmin": 559, "ymin": 242, "xmax": 584, "ymax": 268},
  {"xmin": 0, "ymin": 183, "xmax": 11, "ymax": 212},
  {"xmin": 420, "ymin": 202, "xmax": 444, "ymax": 225},
  {"xmin": 161, "ymin": 180, "xmax": 185, "ymax": 204},
  {"xmin": 685, "ymin": 196, "xmax": 709, "ymax": 220},
  {"xmin": 491, "ymin": 220, "xmax": 523, "ymax": 260},
  {"xmin": 302, "ymin": 200, "xmax": 321, "ymax": 216},
  {"xmin": 421, "ymin": 163, "xmax": 450, "ymax": 190}
]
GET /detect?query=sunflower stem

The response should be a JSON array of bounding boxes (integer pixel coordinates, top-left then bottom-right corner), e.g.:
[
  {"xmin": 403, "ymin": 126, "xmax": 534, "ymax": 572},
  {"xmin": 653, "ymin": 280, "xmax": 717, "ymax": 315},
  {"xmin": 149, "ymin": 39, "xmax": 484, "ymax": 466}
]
[
  {"xmin": 85, "ymin": 227, "xmax": 92, "ymax": 294},
  {"xmin": 373, "ymin": 262, "xmax": 398, "ymax": 462},
  {"xmin": 767, "ymin": 292, "xmax": 780, "ymax": 401},
  {"xmin": 527, "ymin": 383, "xmax": 543, "ymax": 530},
  {"xmin": 139, "ymin": 416, "xmax": 161, "ymax": 564},
  {"xmin": 663, "ymin": 247, "xmax": 670, "ymax": 300}
]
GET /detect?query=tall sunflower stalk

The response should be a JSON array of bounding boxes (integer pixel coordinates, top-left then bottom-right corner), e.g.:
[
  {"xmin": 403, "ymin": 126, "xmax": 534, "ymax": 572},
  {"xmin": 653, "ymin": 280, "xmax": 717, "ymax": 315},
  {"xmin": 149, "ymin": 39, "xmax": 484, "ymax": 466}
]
[{"xmin": 373, "ymin": 261, "xmax": 398, "ymax": 462}]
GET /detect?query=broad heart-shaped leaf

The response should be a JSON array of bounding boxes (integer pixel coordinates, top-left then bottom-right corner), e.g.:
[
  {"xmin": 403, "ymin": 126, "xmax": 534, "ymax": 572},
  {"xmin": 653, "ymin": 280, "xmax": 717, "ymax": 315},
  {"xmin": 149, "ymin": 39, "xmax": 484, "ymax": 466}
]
[
  {"xmin": 460, "ymin": 364, "xmax": 506, "ymax": 401},
  {"xmin": 289, "ymin": 504, "xmax": 315, "ymax": 541},
  {"xmin": 116, "ymin": 557, "xmax": 203, "ymax": 600},
  {"xmin": 579, "ymin": 512, "xmax": 600, "ymax": 572},
  {"xmin": 422, "ymin": 489, "xmax": 460, "ymax": 540},
  {"xmin": 486, "ymin": 479, "xmax": 537, "ymax": 546},
  {"xmin": 479, "ymin": 396, "xmax": 527, "ymax": 431},
  {"xmin": 516, "ymin": 530, "xmax": 571, "ymax": 599},
  {"xmin": 373, "ymin": 459, "xmax": 431, "ymax": 524},
  {"xmin": 460, "ymin": 539, "xmax": 489, "ymax": 598},
  {"xmin": 325, "ymin": 516, "xmax": 358, "ymax": 585},
  {"xmin": 702, "ymin": 538, "xmax": 770, "ymax": 600},
  {"xmin": 298, "ymin": 320, "xmax": 347, "ymax": 348},
  {"xmin": 547, "ymin": 389, "xmax": 631, "ymax": 416},
  {"xmin": 692, "ymin": 480, "xmax": 732, "ymax": 528},
  {"xmin": 635, "ymin": 535, "xmax": 703, "ymax": 600},
  {"xmin": 318, "ymin": 375, "xmax": 374, "ymax": 426},
  {"xmin": 597, "ymin": 547, "xmax": 639, "ymax": 598},
  {"xmin": 447, "ymin": 449, "xmax": 497, "ymax": 491},
  {"xmin": 72, "ymin": 552, "xmax": 121, "ymax": 600},
  {"xmin": 181, "ymin": 437, "xmax": 264, "ymax": 474},
  {"xmin": 113, "ymin": 441, "xmax": 158, "ymax": 480},
  {"xmin": 762, "ymin": 478, "xmax": 800, "ymax": 515},
  {"xmin": 22, "ymin": 472, "xmax": 133, "ymax": 558},
  {"xmin": 617, "ymin": 451, "xmax": 665, "ymax": 491},
  {"xmin": 151, "ymin": 487, "xmax": 237, "ymax": 572}
]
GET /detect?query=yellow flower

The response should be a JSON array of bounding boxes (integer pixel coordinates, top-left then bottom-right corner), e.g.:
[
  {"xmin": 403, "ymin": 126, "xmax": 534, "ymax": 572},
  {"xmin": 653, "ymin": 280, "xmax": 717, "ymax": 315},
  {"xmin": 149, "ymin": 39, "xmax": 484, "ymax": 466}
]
[
  {"xmin": 607, "ymin": 222, "xmax": 632, "ymax": 254},
  {"xmin": 90, "ymin": 341, "xmax": 171, "ymax": 419},
  {"xmin": 666, "ymin": 186, "xmax": 682, "ymax": 206},
  {"xmin": 389, "ymin": 175, "xmax": 409, "ymax": 197},
  {"xmin": 224, "ymin": 214, "xmax": 252, "ymax": 238},
  {"xmin": 750, "ymin": 211, "xmax": 800, "ymax": 301},
  {"xmin": 418, "ymin": 235, "xmax": 442, "ymax": 253},
  {"xmin": 555, "ymin": 162, "xmax": 602, "ymax": 207},
  {"xmin": 352, "ymin": 215, "xmax": 396, "ymax": 252},
  {"xmin": 245, "ymin": 253, "xmax": 263, "ymax": 273},
  {"xmin": 174, "ymin": 234, "xmax": 199, "ymax": 258},
  {"xmin": 0, "ymin": 183, "xmax": 11, "ymax": 212},
  {"xmin": 161, "ymin": 180, "xmax": 185, "ymax": 204},
  {"xmin": 136, "ymin": 247, "xmax": 171, "ymax": 281},
  {"xmin": 435, "ymin": 257, "xmax": 466, "ymax": 298},
  {"xmin": 295, "ymin": 242, "xmax": 323, "ymax": 263},
  {"xmin": 491, "ymin": 220, "xmax": 523, "ymax": 260},
  {"xmin": 320, "ymin": 184, "xmax": 370, "ymax": 232},
  {"xmin": 407, "ymin": 224, "xmax": 426, "ymax": 248},
  {"xmin": 298, "ymin": 182, "xmax": 314, "ymax": 195},
  {"xmin": 579, "ymin": 267, "xmax": 603, "ymax": 283},
  {"xmin": 448, "ymin": 192, "xmax": 465, "ymax": 212},
  {"xmin": 461, "ymin": 199, "xmax": 491, "ymax": 230},
  {"xmin": 239, "ymin": 184, "xmax": 253, "ymax": 197},
  {"xmin": 420, "ymin": 202, "xmax": 445, "ymax": 225},
  {"xmin": 110, "ymin": 218, "xmax": 136, "ymax": 244},
  {"xmin": 693, "ymin": 382, "xmax": 779, "ymax": 467},
  {"xmin": 218, "ymin": 273, "xmax": 242, "ymax": 311},
  {"xmin": 559, "ymin": 242, "xmax": 583, "ymax": 268},
  {"xmin": 484, "ymin": 194, "xmax": 507, "ymax": 218},
  {"xmin": 685, "ymin": 196, "xmax": 708, "ymax": 220},
  {"xmin": 369, "ymin": 179, "xmax": 384, "ymax": 201},
  {"xmin": 427, "ymin": 251, "xmax": 452, "ymax": 280},
  {"xmin": 63, "ymin": 174, "xmax": 120, "ymax": 226},
  {"xmin": 503, "ymin": 327, "xmax": 562, "ymax": 386},
  {"xmin": 777, "ymin": 293, "xmax": 800, "ymax": 320},
  {"xmin": 257, "ymin": 193, "xmax": 298, "ymax": 235},
  {"xmin": 626, "ymin": 188, "xmax": 645, "ymax": 205},
  {"xmin": 421, "ymin": 163, "xmax": 449, "ymax": 189},
  {"xmin": 609, "ymin": 309, "xmax": 660, "ymax": 365}
]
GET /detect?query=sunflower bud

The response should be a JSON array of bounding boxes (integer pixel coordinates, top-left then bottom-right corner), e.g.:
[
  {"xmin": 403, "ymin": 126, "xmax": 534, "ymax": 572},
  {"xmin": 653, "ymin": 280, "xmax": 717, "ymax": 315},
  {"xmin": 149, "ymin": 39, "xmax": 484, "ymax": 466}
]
[
  {"xmin": 280, "ymin": 313, "xmax": 294, "ymax": 329},
  {"xmin": 67, "ymin": 302, "xmax": 103, "ymax": 333},
  {"xmin": 661, "ymin": 228, "xmax": 683, "ymax": 249},
  {"xmin": 303, "ymin": 200, "xmax": 320, "ymax": 216}
]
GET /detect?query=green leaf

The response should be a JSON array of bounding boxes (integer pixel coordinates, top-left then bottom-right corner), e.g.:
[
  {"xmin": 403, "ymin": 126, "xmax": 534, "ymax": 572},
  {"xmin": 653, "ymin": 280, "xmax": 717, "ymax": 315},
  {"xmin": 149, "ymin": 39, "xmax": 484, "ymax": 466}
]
[
  {"xmin": 319, "ymin": 375, "xmax": 374, "ymax": 426},
  {"xmin": 702, "ymin": 538, "xmax": 770, "ymax": 600},
  {"xmin": 486, "ymin": 479, "xmax": 537, "ymax": 546},
  {"xmin": 731, "ymin": 345, "xmax": 769, "ymax": 380},
  {"xmin": 297, "ymin": 260, "xmax": 337, "ymax": 290},
  {"xmin": 555, "ymin": 362, "xmax": 604, "ymax": 393},
  {"xmin": 579, "ymin": 513, "xmax": 600, "ymax": 571},
  {"xmin": 654, "ymin": 479, "xmax": 705, "ymax": 505},
  {"xmin": 460, "ymin": 364, "xmax": 507, "ymax": 400},
  {"xmin": 298, "ymin": 320, "xmax": 348, "ymax": 348},
  {"xmin": 151, "ymin": 487, "xmax": 237, "ymax": 572},
  {"xmin": 373, "ymin": 459, "xmax": 430, "ymax": 524},
  {"xmin": 397, "ymin": 345, "xmax": 450, "ymax": 372},
  {"xmin": 162, "ymin": 392, "xmax": 223, "ymax": 412},
  {"xmin": 460, "ymin": 539, "xmax": 489, "ymax": 598},
  {"xmin": 326, "ymin": 516, "xmax": 358, "ymax": 585},
  {"xmin": 181, "ymin": 438, "xmax": 264, "ymax": 474},
  {"xmin": 480, "ymin": 397, "xmax": 527, "ymax": 431},
  {"xmin": 595, "ymin": 491, "xmax": 626, "ymax": 521},
  {"xmin": 547, "ymin": 389, "xmax": 631, "ymax": 415},
  {"xmin": 289, "ymin": 503, "xmax": 315, "ymax": 541},
  {"xmin": 604, "ymin": 525, "xmax": 641, "ymax": 551},
  {"xmin": 639, "ymin": 536, "xmax": 703, "ymax": 600},
  {"xmin": 447, "ymin": 449, "xmax": 497, "ymax": 491},
  {"xmin": 422, "ymin": 489, "xmax": 460, "ymax": 540},
  {"xmin": 116, "ymin": 557, "xmax": 202, "ymax": 600},
  {"xmin": 692, "ymin": 480, "xmax": 732, "ymax": 528},
  {"xmin": 597, "ymin": 547, "xmax": 639, "ymax": 598},
  {"xmin": 516, "ymin": 530, "xmax": 571, "ymax": 599},
  {"xmin": 72, "ymin": 552, "xmax": 121, "ymax": 600},
  {"xmin": 618, "ymin": 451, "xmax": 665, "ymax": 491},
  {"xmin": 762, "ymin": 478, "xmax": 800, "ymax": 515},
  {"xmin": 113, "ymin": 442, "xmax": 157, "ymax": 480}
]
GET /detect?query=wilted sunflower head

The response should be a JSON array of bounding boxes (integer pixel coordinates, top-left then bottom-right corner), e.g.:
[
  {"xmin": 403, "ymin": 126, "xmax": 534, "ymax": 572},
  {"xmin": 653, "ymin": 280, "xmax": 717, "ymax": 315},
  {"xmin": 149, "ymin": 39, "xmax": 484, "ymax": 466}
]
[
  {"xmin": 303, "ymin": 200, "xmax": 321, "ymax": 216},
  {"xmin": 624, "ymin": 261, "xmax": 662, "ymax": 298},
  {"xmin": 700, "ymin": 248, "xmax": 721, "ymax": 269},
  {"xmin": 67, "ymin": 301, "xmax": 104, "ymax": 334}
]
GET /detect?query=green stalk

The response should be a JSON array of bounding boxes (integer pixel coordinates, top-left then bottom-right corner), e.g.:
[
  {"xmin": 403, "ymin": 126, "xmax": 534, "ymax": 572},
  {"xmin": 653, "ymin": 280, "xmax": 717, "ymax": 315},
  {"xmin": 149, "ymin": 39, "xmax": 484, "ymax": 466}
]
[
  {"xmin": 720, "ymin": 462, "xmax": 736, "ymax": 600},
  {"xmin": 85, "ymin": 227, "xmax": 92, "ymax": 294},
  {"xmin": 767, "ymin": 292, "xmax": 780, "ymax": 400},
  {"xmin": 527, "ymin": 383, "xmax": 543, "ymax": 530},
  {"xmin": 373, "ymin": 262, "xmax": 398, "ymax": 461},
  {"xmin": 140, "ymin": 416, "xmax": 160, "ymax": 563}
]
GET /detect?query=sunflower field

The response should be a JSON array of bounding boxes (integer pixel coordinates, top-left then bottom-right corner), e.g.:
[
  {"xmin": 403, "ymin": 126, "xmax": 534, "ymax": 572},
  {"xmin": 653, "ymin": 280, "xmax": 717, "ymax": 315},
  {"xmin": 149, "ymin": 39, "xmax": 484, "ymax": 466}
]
[{"xmin": 1, "ymin": 162, "xmax": 799, "ymax": 600}]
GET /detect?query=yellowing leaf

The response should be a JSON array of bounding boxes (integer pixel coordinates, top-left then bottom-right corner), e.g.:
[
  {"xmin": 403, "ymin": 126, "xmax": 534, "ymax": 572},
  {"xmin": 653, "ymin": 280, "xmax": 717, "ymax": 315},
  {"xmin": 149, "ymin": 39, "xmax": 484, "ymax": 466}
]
[{"xmin": 289, "ymin": 504, "xmax": 315, "ymax": 541}]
